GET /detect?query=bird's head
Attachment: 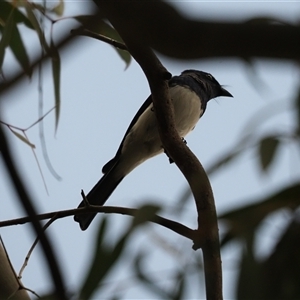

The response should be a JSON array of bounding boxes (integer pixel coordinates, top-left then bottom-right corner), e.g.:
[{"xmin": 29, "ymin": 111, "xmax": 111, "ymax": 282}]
[{"xmin": 181, "ymin": 69, "xmax": 233, "ymax": 100}]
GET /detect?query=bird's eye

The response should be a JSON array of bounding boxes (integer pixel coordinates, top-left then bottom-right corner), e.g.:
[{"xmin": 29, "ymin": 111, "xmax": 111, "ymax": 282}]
[{"xmin": 206, "ymin": 74, "xmax": 213, "ymax": 80}]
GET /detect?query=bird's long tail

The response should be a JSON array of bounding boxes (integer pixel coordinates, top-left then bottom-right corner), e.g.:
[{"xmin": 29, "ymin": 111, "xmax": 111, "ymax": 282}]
[{"xmin": 74, "ymin": 163, "xmax": 124, "ymax": 230}]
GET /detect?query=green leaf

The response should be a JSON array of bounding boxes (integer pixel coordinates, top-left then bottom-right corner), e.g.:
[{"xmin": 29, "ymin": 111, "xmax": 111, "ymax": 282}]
[
  {"xmin": 219, "ymin": 183, "xmax": 300, "ymax": 247},
  {"xmin": 236, "ymin": 233, "xmax": 263, "ymax": 300},
  {"xmin": 295, "ymin": 86, "xmax": 300, "ymax": 136},
  {"xmin": 258, "ymin": 136, "xmax": 280, "ymax": 171},
  {"xmin": 80, "ymin": 205, "xmax": 159, "ymax": 299},
  {"xmin": 131, "ymin": 204, "xmax": 160, "ymax": 228},
  {"xmin": 0, "ymin": 6, "xmax": 14, "ymax": 69},
  {"xmin": 79, "ymin": 218, "xmax": 128, "ymax": 300},
  {"xmin": 99, "ymin": 22, "xmax": 131, "ymax": 67},
  {"xmin": 260, "ymin": 219, "xmax": 300, "ymax": 299},
  {"xmin": 172, "ymin": 272, "xmax": 185, "ymax": 300},
  {"xmin": 79, "ymin": 217, "xmax": 108, "ymax": 300},
  {"xmin": 134, "ymin": 252, "xmax": 171, "ymax": 298},
  {"xmin": 0, "ymin": 2, "xmax": 34, "ymax": 29},
  {"xmin": 74, "ymin": 16, "xmax": 131, "ymax": 67},
  {"xmin": 9, "ymin": 22, "xmax": 31, "ymax": 77},
  {"xmin": 207, "ymin": 149, "xmax": 243, "ymax": 175},
  {"xmin": 23, "ymin": 2, "xmax": 50, "ymax": 52},
  {"xmin": 51, "ymin": 0, "xmax": 64, "ymax": 16},
  {"xmin": 51, "ymin": 39, "xmax": 61, "ymax": 131},
  {"xmin": 10, "ymin": 129, "xmax": 35, "ymax": 148}
]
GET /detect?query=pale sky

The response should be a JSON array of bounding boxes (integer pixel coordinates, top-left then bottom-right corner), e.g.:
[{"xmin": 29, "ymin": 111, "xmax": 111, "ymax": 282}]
[{"xmin": 1, "ymin": 1, "xmax": 299, "ymax": 299}]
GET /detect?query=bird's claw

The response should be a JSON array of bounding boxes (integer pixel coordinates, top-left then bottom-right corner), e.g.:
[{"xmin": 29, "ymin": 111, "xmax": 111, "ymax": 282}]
[{"xmin": 164, "ymin": 138, "xmax": 187, "ymax": 164}]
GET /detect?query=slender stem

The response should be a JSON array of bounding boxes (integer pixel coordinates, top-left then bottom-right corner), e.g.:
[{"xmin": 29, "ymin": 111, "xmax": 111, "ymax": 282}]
[{"xmin": 0, "ymin": 206, "xmax": 195, "ymax": 242}]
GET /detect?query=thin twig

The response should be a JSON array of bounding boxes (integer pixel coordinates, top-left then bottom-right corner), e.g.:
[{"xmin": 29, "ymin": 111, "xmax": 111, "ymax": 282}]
[
  {"xmin": 0, "ymin": 106, "xmax": 56, "ymax": 132},
  {"xmin": 19, "ymin": 214, "xmax": 58, "ymax": 280},
  {"xmin": 81, "ymin": 189, "xmax": 89, "ymax": 206},
  {"xmin": 0, "ymin": 206, "xmax": 195, "ymax": 242}
]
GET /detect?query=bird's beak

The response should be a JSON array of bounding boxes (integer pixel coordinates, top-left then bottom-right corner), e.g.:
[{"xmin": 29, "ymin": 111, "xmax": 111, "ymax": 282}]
[{"xmin": 220, "ymin": 87, "xmax": 233, "ymax": 97}]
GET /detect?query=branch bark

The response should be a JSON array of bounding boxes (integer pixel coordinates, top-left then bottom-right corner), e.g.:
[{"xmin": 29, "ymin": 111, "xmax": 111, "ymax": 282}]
[
  {"xmin": 95, "ymin": 0, "xmax": 300, "ymax": 60},
  {"xmin": 0, "ymin": 206, "xmax": 195, "ymax": 242}
]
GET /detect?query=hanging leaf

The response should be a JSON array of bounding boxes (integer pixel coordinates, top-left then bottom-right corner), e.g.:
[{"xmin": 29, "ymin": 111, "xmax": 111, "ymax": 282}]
[
  {"xmin": 0, "ymin": 2, "xmax": 34, "ymax": 29},
  {"xmin": 79, "ymin": 217, "xmax": 128, "ymax": 300},
  {"xmin": 10, "ymin": 129, "xmax": 36, "ymax": 148},
  {"xmin": 50, "ymin": 39, "xmax": 61, "ymax": 131},
  {"xmin": 236, "ymin": 233, "xmax": 263, "ymax": 300},
  {"xmin": 258, "ymin": 136, "xmax": 280, "ymax": 171},
  {"xmin": 0, "ymin": 6, "xmax": 14, "ymax": 69},
  {"xmin": 9, "ymin": 22, "xmax": 31, "ymax": 77},
  {"xmin": 295, "ymin": 86, "xmax": 300, "ymax": 136},
  {"xmin": 79, "ymin": 205, "xmax": 160, "ymax": 299},
  {"xmin": 23, "ymin": 2, "xmax": 50, "ymax": 52},
  {"xmin": 74, "ymin": 16, "xmax": 131, "ymax": 67},
  {"xmin": 51, "ymin": 0, "xmax": 64, "ymax": 16},
  {"xmin": 220, "ymin": 183, "xmax": 300, "ymax": 247},
  {"xmin": 131, "ymin": 204, "xmax": 160, "ymax": 228},
  {"xmin": 260, "ymin": 219, "xmax": 300, "ymax": 299},
  {"xmin": 79, "ymin": 218, "xmax": 108, "ymax": 300},
  {"xmin": 134, "ymin": 252, "xmax": 171, "ymax": 298}
]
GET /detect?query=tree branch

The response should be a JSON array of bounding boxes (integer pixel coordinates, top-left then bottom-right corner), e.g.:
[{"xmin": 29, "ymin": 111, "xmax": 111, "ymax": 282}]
[
  {"xmin": 95, "ymin": 0, "xmax": 300, "ymax": 60},
  {"xmin": 0, "ymin": 206, "xmax": 195, "ymax": 242},
  {"xmin": 0, "ymin": 126, "xmax": 67, "ymax": 299},
  {"xmin": 93, "ymin": 1, "xmax": 222, "ymax": 299}
]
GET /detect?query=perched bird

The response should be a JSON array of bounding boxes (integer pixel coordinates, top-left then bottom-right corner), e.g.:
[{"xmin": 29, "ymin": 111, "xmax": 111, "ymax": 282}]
[{"xmin": 74, "ymin": 70, "xmax": 232, "ymax": 230}]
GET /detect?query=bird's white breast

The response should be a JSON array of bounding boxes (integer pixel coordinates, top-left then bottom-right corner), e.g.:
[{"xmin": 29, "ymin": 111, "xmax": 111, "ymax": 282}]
[
  {"xmin": 170, "ymin": 85, "xmax": 203, "ymax": 136},
  {"xmin": 119, "ymin": 85, "xmax": 203, "ymax": 173}
]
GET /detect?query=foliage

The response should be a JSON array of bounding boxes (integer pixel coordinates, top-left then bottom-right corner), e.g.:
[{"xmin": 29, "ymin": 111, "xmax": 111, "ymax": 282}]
[{"xmin": 0, "ymin": 0, "xmax": 300, "ymax": 299}]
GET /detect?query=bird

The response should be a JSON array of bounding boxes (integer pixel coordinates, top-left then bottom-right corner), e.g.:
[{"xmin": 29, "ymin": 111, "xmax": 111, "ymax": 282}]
[{"xmin": 74, "ymin": 70, "xmax": 233, "ymax": 230}]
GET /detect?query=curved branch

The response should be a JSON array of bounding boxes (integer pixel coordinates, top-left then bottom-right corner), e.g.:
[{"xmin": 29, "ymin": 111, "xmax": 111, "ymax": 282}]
[
  {"xmin": 94, "ymin": 0, "xmax": 300, "ymax": 60},
  {"xmin": 94, "ymin": 1, "xmax": 222, "ymax": 299}
]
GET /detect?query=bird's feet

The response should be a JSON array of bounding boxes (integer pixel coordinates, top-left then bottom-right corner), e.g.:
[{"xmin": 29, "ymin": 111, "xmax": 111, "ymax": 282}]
[{"xmin": 164, "ymin": 138, "xmax": 187, "ymax": 164}]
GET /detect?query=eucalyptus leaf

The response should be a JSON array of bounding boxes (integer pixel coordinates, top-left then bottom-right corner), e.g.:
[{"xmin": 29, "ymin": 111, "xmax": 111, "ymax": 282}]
[
  {"xmin": 260, "ymin": 219, "xmax": 300, "ymax": 299},
  {"xmin": 0, "ymin": 2, "xmax": 34, "ymax": 29},
  {"xmin": 295, "ymin": 86, "xmax": 300, "ymax": 136},
  {"xmin": 79, "ymin": 217, "xmax": 109, "ymax": 300},
  {"xmin": 50, "ymin": 39, "xmax": 61, "ymax": 131},
  {"xmin": 0, "ymin": 6, "xmax": 14, "ymax": 69},
  {"xmin": 258, "ymin": 136, "xmax": 280, "ymax": 171},
  {"xmin": 79, "ymin": 218, "xmax": 130, "ymax": 300},
  {"xmin": 134, "ymin": 252, "xmax": 171, "ymax": 298},
  {"xmin": 10, "ymin": 129, "xmax": 35, "ymax": 148},
  {"xmin": 236, "ymin": 233, "xmax": 262, "ymax": 300},
  {"xmin": 51, "ymin": 0, "xmax": 64, "ymax": 16},
  {"xmin": 9, "ymin": 22, "xmax": 31, "ymax": 77},
  {"xmin": 131, "ymin": 204, "xmax": 160, "ymax": 228},
  {"xmin": 80, "ymin": 205, "xmax": 161, "ymax": 299},
  {"xmin": 220, "ymin": 183, "xmax": 300, "ymax": 246},
  {"xmin": 74, "ymin": 16, "xmax": 131, "ymax": 67},
  {"xmin": 23, "ymin": 2, "xmax": 50, "ymax": 52}
]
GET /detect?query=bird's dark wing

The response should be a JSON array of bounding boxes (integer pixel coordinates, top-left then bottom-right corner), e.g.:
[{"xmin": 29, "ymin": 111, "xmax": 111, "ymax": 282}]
[{"xmin": 102, "ymin": 95, "xmax": 153, "ymax": 174}]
